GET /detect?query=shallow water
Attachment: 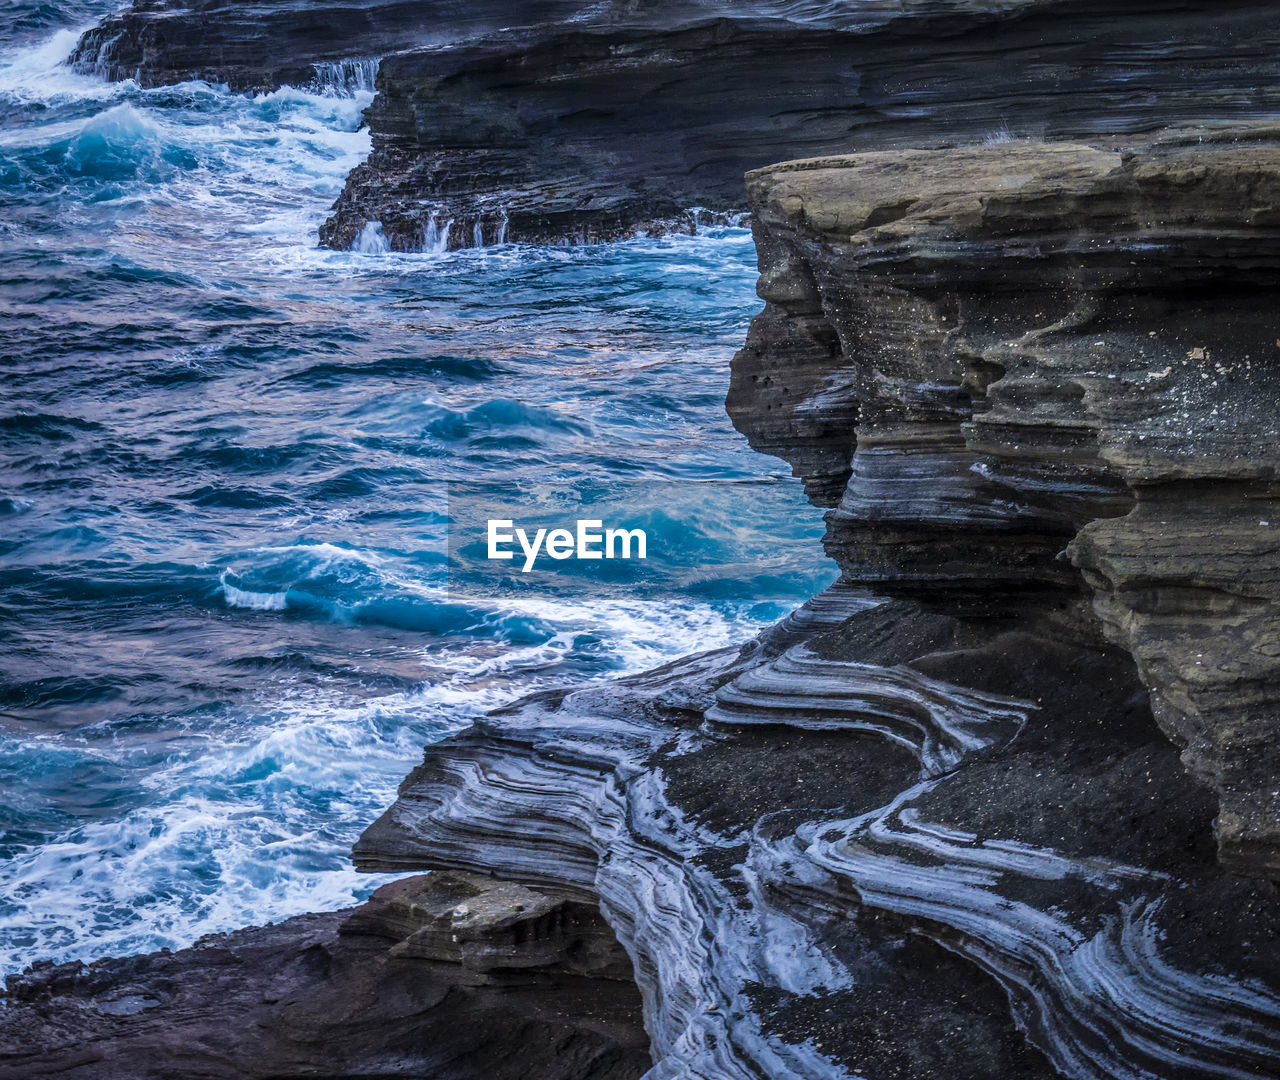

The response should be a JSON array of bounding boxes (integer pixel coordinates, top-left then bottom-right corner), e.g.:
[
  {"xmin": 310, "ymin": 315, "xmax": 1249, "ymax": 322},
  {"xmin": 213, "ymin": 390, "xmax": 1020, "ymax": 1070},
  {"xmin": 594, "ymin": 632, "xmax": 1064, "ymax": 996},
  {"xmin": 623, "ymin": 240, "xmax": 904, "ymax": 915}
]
[{"xmin": 0, "ymin": 8, "xmax": 833, "ymax": 973}]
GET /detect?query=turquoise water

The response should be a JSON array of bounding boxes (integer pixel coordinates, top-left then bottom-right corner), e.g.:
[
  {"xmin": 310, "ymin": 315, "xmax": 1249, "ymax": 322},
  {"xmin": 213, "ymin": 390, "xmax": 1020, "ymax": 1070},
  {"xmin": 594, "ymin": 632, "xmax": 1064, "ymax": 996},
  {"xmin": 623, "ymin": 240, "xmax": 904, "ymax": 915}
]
[{"xmin": 0, "ymin": 10, "xmax": 833, "ymax": 973}]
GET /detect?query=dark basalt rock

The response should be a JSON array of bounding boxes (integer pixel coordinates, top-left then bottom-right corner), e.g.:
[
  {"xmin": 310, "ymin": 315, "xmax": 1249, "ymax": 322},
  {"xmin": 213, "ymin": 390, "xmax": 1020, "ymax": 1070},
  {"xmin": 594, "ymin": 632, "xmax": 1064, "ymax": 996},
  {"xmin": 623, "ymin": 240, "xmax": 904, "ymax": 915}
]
[
  {"xmin": 0, "ymin": 873, "xmax": 649, "ymax": 1079},
  {"xmin": 349, "ymin": 590, "xmax": 1280, "ymax": 1079},
  {"xmin": 729, "ymin": 131, "xmax": 1280, "ymax": 877},
  {"xmin": 66, "ymin": 0, "xmax": 596, "ymax": 93},
  {"xmin": 319, "ymin": 0, "xmax": 1280, "ymax": 250},
  {"xmin": 71, "ymin": 0, "xmax": 1280, "ymax": 247}
]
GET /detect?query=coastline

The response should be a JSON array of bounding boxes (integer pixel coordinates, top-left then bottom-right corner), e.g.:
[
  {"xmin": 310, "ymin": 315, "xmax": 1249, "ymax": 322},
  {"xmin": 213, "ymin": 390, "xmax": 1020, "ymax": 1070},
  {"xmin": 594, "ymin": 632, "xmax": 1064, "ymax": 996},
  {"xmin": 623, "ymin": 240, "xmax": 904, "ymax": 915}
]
[{"xmin": 3, "ymin": 3, "xmax": 1280, "ymax": 1078}]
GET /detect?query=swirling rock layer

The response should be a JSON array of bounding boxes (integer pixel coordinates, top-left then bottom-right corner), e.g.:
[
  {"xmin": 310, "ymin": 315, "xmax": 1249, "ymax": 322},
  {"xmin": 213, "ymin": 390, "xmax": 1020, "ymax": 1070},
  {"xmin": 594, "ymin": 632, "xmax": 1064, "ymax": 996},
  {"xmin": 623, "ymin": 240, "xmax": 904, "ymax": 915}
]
[
  {"xmin": 730, "ymin": 132, "xmax": 1280, "ymax": 877},
  {"xmin": 350, "ymin": 593, "xmax": 1280, "ymax": 1079},
  {"xmin": 6, "ymin": 574, "xmax": 1274, "ymax": 1079}
]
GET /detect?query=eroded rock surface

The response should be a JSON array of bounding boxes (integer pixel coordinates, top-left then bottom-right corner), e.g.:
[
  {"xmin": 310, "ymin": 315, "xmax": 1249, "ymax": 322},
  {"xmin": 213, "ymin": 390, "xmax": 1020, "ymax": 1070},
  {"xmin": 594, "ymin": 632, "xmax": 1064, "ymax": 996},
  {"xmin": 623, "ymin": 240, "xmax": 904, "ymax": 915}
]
[
  {"xmin": 69, "ymin": 1, "xmax": 1280, "ymax": 247},
  {"xmin": 5, "ymin": 544, "xmax": 1275, "ymax": 1079},
  {"xmin": 0, "ymin": 872, "xmax": 649, "ymax": 1079},
  {"xmin": 66, "ymin": 0, "xmax": 594, "ymax": 93},
  {"xmin": 730, "ymin": 132, "xmax": 1280, "ymax": 877},
  {"xmin": 44, "ymin": 7, "xmax": 1280, "ymax": 1076},
  {"xmin": 351, "ymin": 591, "xmax": 1280, "ymax": 1079},
  {"xmin": 319, "ymin": 1, "xmax": 1280, "ymax": 249}
]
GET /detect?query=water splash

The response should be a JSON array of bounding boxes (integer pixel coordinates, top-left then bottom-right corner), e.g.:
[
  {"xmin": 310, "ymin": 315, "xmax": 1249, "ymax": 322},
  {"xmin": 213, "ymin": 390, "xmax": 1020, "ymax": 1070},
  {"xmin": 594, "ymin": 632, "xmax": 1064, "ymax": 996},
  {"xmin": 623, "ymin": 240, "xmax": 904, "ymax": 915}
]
[
  {"xmin": 419, "ymin": 212, "xmax": 453, "ymax": 254},
  {"xmin": 353, "ymin": 220, "xmax": 391, "ymax": 254},
  {"xmin": 310, "ymin": 57, "xmax": 380, "ymax": 97},
  {"xmin": 0, "ymin": 25, "xmax": 121, "ymax": 104}
]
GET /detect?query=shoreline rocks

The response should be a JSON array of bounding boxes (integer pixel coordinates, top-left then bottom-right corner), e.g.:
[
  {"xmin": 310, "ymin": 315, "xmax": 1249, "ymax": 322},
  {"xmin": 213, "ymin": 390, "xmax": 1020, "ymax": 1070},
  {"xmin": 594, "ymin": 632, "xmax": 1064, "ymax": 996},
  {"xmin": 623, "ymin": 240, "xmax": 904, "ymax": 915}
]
[
  {"xmin": 0, "ymin": 873, "xmax": 649, "ymax": 1079},
  {"xmin": 65, "ymin": 0, "xmax": 595, "ymax": 93},
  {"xmin": 68, "ymin": 2, "xmax": 1280, "ymax": 248},
  {"xmin": 317, "ymin": 2, "xmax": 1280, "ymax": 250},
  {"xmin": 7, "ymin": 584, "xmax": 1277, "ymax": 1076},
  {"xmin": 348, "ymin": 593, "xmax": 1280, "ymax": 1078},
  {"xmin": 729, "ymin": 130, "xmax": 1280, "ymax": 877},
  {"xmin": 31, "ymin": 3, "xmax": 1280, "ymax": 1075}
]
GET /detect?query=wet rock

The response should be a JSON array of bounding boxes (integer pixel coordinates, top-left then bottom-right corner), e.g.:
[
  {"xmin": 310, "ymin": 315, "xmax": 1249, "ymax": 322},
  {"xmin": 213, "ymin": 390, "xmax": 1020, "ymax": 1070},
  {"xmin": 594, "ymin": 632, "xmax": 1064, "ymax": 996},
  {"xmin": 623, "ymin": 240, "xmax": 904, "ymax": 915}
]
[
  {"xmin": 71, "ymin": 1, "xmax": 1280, "ymax": 247},
  {"xmin": 319, "ymin": 2, "xmax": 1280, "ymax": 249},
  {"xmin": 352, "ymin": 592, "xmax": 1280, "ymax": 1079},
  {"xmin": 66, "ymin": 0, "xmax": 595, "ymax": 93}
]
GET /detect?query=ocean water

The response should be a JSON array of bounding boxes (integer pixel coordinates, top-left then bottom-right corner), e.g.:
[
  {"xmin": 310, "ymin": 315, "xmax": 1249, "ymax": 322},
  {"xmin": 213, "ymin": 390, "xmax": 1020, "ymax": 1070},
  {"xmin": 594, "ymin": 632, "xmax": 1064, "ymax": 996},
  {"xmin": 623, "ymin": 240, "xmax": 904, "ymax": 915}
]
[{"xmin": 0, "ymin": 8, "xmax": 833, "ymax": 974}]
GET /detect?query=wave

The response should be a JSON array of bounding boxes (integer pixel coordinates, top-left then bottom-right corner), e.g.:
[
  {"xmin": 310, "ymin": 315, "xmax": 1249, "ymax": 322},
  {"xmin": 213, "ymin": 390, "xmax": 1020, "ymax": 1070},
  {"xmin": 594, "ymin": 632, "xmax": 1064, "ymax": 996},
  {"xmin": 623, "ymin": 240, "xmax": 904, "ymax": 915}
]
[
  {"xmin": 0, "ymin": 411, "xmax": 102, "ymax": 440},
  {"xmin": 0, "ymin": 568, "xmax": 764, "ymax": 974},
  {"xmin": 0, "ymin": 24, "xmax": 117, "ymax": 105},
  {"xmin": 0, "ymin": 17, "xmax": 830, "ymax": 980},
  {"xmin": 280, "ymin": 353, "xmax": 505, "ymax": 387},
  {"xmin": 425, "ymin": 397, "xmax": 594, "ymax": 443},
  {"xmin": 220, "ymin": 570, "xmax": 288, "ymax": 612}
]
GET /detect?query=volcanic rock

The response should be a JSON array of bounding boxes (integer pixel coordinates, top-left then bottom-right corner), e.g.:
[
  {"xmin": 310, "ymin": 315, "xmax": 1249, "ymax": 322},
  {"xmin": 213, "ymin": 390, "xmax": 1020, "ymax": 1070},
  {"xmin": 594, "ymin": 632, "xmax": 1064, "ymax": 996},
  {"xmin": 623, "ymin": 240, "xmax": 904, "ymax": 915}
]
[
  {"xmin": 68, "ymin": 1, "xmax": 1280, "ymax": 248},
  {"xmin": 730, "ymin": 130, "xmax": 1280, "ymax": 877},
  {"xmin": 0, "ymin": 873, "xmax": 649, "ymax": 1079},
  {"xmin": 349, "ymin": 591, "xmax": 1280, "ymax": 1079}
]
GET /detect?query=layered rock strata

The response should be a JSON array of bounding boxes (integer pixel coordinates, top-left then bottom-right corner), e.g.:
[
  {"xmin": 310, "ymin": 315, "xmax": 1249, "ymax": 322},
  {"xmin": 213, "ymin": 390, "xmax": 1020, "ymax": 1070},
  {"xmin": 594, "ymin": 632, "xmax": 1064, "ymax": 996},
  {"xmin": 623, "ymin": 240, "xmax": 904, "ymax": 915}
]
[
  {"xmin": 0, "ymin": 871, "xmax": 649, "ymax": 1078},
  {"xmin": 66, "ymin": 0, "xmax": 594, "ymax": 93},
  {"xmin": 39, "ymin": 7, "xmax": 1280, "ymax": 1076},
  {"xmin": 68, "ymin": 1, "xmax": 1280, "ymax": 247},
  {"xmin": 350, "ymin": 592, "xmax": 1280, "ymax": 1079},
  {"xmin": 729, "ymin": 132, "xmax": 1280, "ymax": 877},
  {"xmin": 319, "ymin": 2, "xmax": 1280, "ymax": 249},
  {"xmin": 15, "ymin": 580, "xmax": 1268, "ymax": 1077}
]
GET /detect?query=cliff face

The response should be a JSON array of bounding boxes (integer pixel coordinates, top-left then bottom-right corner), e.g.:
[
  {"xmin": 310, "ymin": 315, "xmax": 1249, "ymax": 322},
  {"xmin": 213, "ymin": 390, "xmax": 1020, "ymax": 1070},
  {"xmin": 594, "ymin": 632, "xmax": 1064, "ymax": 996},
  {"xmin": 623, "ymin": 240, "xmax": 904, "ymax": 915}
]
[
  {"xmin": 731, "ymin": 133, "xmax": 1280, "ymax": 879},
  {"xmin": 65, "ymin": 0, "xmax": 593, "ymax": 93},
  {"xmin": 319, "ymin": 1, "xmax": 1280, "ymax": 249},
  {"xmin": 70, "ymin": 0, "xmax": 1280, "ymax": 247},
  {"xmin": 332, "ymin": 135, "xmax": 1280, "ymax": 1079}
]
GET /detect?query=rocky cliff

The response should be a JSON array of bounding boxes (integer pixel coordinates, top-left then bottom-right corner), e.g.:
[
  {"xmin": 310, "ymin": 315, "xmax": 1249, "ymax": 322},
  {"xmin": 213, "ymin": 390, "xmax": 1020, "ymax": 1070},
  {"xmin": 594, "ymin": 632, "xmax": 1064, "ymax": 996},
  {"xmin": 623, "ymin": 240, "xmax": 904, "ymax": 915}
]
[
  {"xmin": 25, "ymin": 4, "xmax": 1280, "ymax": 1078},
  {"xmin": 69, "ymin": 1, "xmax": 1280, "ymax": 248},
  {"xmin": 306, "ymin": 133, "xmax": 1280, "ymax": 1078},
  {"xmin": 730, "ymin": 132, "xmax": 1280, "ymax": 880},
  {"xmin": 320, "ymin": 1, "xmax": 1280, "ymax": 249},
  {"xmin": 65, "ymin": 0, "xmax": 593, "ymax": 93},
  {"xmin": 6, "ymin": 200, "xmax": 1280, "ymax": 1076}
]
